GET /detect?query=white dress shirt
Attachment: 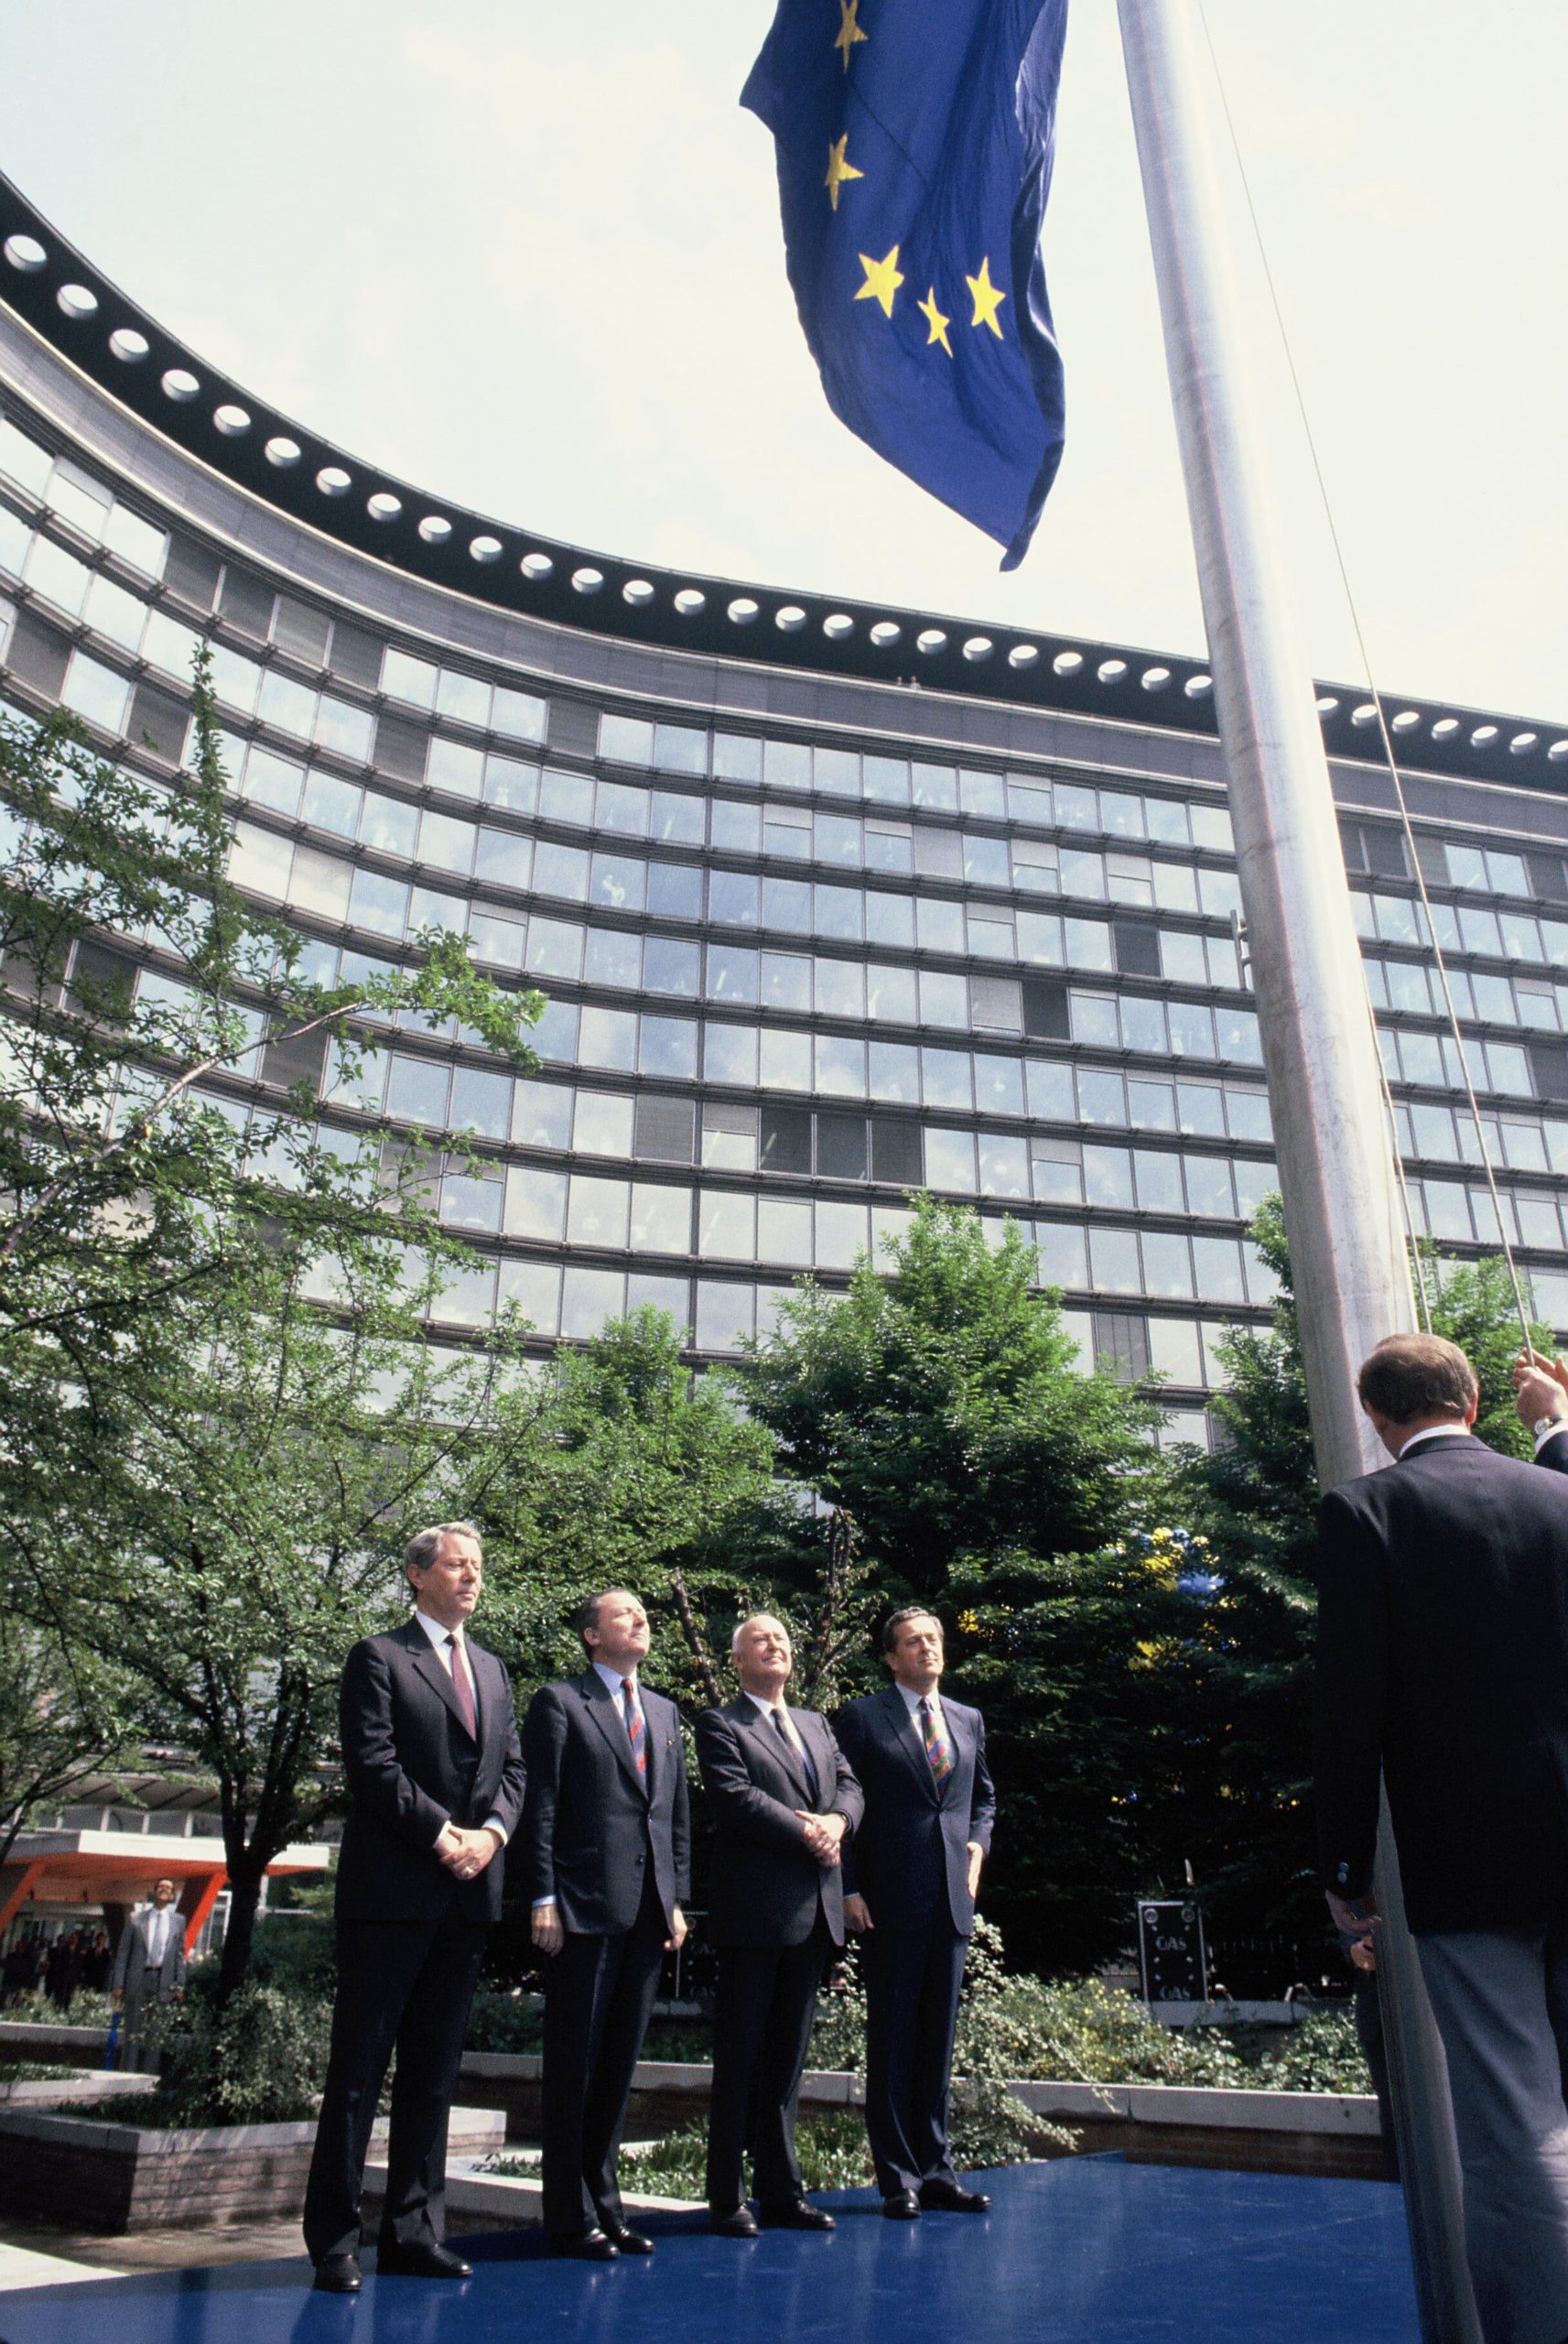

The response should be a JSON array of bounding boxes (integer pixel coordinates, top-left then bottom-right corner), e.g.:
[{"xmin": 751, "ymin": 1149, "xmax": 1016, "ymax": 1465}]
[
  {"xmin": 142, "ymin": 1903, "xmax": 176, "ymax": 1967},
  {"xmin": 412, "ymin": 1609, "xmax": 508, "ymax": 1850},
  {"xmin": 894, "ymin": 1679, "xmax": 949, "ymax": 1733},
  {"xmin": 1396, "ymin": 1425, "xmax": 1474, "ymax": 1459}
]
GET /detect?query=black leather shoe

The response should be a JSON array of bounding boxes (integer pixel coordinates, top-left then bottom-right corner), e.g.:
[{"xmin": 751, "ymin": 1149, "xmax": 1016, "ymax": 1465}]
[
  {"xmin": 708, "ymin": 2204, "xmax": 760, "ymax": 2238},
  {"xmin": 548, "ymin": 2228, "xmax": 620, "ymax": 2261},
  {"xmin": 376, "ymin": 2240, "xmax": 473, "ymax": 2278},
  {"xmin": 760, "ymin": 2198, "xmax": 836, "ymax": 2231},
  {"xmin": 600, "ymin": 2219, "xmax": 654, "ymax": 2253},
  {"xmin": 918, "ymin": 2179, "xmax": 991, "ymax": 2213},
  {"xmin": 312, "ymin": 2252, "xmax": 362, "ymax": 2294},
  {"xmin": 881, "ymin": 2189, "xmax": 921, "ymax": 2219}
]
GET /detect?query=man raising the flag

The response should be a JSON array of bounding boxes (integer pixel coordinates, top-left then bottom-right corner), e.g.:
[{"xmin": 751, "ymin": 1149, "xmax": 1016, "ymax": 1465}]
[{"xmin": 742, "ymin": 0, "xmax": 1070, "ymax": 570}]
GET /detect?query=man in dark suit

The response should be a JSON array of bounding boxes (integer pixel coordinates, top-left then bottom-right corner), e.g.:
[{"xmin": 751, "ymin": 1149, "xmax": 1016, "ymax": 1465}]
[
  {"xmin": 837, "ymin": 1607, "xmax": 996, "ymax": 2219},
  {"xmin": 697, "ymin": 1612, "xmax": 864, "ymax": 2236},
  {"xmin": 303, "ymin": 1522, "xmax": 525, "ymax": 2296},
  {"xmin": 1315, "ymin": 1333, "xmax": 1568, "ymax": 2344},
  {"xmin": 523, "ymin": 1589, "xmax": 689, "ymax": 2259}
]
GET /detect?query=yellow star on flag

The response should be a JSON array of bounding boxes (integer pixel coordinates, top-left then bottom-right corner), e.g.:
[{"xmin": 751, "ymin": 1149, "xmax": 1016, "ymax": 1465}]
[
  {"xmin": 855, "ymin": 244, "xmax": 904, "ymax": 320},
  {"xmin": 825, "ymin": 133, "xmax": 864, "ymax": 212},
  {"xmin": 918, "ymin": 287, "xmax": 953, "ymax": 356},
  {"xmin": 966, "ymin": 255, "xmax": 1007, "ymax": 338},
  {"xmin": 834, "ymin": 0, "xmax": 869, "ymax": 70}
]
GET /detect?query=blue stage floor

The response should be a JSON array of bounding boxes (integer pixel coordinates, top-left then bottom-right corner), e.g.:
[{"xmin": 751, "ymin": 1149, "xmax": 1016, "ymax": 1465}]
[{"xmin": 0, "ymin": 2161, "xmax": 1420, "ymax": 2344}]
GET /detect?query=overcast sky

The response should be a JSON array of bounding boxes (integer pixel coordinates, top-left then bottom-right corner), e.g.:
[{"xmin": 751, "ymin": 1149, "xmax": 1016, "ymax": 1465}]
[{"xmin": 1, "ymin": 3, "xmax": 1563, "ymax": 725}]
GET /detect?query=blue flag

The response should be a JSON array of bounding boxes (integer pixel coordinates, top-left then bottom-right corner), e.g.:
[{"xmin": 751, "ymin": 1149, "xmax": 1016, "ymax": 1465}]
[{"xmin": 742, "ymin": 0, "xmax": 1070, "ymax": 570}]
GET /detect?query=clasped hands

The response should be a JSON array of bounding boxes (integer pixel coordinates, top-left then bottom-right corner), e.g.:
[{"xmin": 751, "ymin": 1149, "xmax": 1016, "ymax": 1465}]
[
  {"xmin": 437, "ymin": 1821, "xmax": 501, "ymax": 1883},
  {"xmin": 796, "ymin": 1808, "xmax": 848, "ymax": 1868}
]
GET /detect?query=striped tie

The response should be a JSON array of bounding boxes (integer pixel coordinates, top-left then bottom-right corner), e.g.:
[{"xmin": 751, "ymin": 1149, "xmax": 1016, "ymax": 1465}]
[
  {"xmin": 446, "ymin": 1634, "xmax": 478, "ymax": 1741},
  {"xmin": 919, "ymin": 1695, "xmax": 954, "ymax": 1785},
  {"xmin": 622, "ymin": 1678, "xmax": 646, "ymax": 1777}
]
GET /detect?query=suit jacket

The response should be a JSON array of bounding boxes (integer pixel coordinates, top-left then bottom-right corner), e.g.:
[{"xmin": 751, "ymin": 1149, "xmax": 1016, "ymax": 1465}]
[
  {"xmin": 836, "ymin": 1685, "xmax": 995, "ymax": 1937},
  {"xmin": 333, "ymin": 1617, "xmax": 526, "ymax": 1926},
  {"xmin": 113, "ymin": 1903, "xmax": 186, "ymax": 1997},
  {"xmin": 1314, "ymin": 1433, "xmax": 1568, "ymax": 1934},
  {"xmin": 521, "ymin": 1671, "xmax": 689, "ymax": 1935},
  {"xmin": 697, "ymin": 1698, "xmax": 864, "ymax": 1949}
]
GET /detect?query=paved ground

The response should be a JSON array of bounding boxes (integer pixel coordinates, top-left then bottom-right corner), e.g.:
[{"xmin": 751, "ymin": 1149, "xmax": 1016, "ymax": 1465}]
[{"xmin": 0, "ymin": 2213, "xmax": 306, "ymax": 2276}]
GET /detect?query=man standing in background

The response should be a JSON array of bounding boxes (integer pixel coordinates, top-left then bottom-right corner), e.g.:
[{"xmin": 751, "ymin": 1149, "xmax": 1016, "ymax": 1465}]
[
  {"xmin": 111, "ymin": 1874, "xmax": 184, "ymax": 2069},
  {"xmin": 837, "ymin": 1609, "xmax": 996, "ymax": 2219},
  {"xmin": 523, "ymin": 1590, "xmax": 689, "ymax": 2260}
]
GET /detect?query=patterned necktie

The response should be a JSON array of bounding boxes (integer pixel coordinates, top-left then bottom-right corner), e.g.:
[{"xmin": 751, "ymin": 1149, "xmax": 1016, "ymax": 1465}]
[
  {"xmin": 919, "ymin": 1695, "xmax": 954, "ymax": 1785},
  {"xmin": 772, "ymin": 1705, "xmax": 819, "ymax": 1803},
  {"xmin": 446, "ymin": 1633, "xmax": 478, "ymax": 1740},
  {"xmin": 622, "ymin": 1677, "xmax": 647, "ymax": 1777}
]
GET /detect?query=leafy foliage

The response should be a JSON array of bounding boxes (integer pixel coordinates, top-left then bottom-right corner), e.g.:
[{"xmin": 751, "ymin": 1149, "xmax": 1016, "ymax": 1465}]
[
  {"xmin": 142, "ymin": 1975, "xmax": 330, "ymax": 2127},
  {"xmin": 0, "ymin": 678, "xmax": 543, "ymax": 1999},
  {"xmin": 735, "ymin": 1196, "xmax": 1162, "ymax": 1603}
]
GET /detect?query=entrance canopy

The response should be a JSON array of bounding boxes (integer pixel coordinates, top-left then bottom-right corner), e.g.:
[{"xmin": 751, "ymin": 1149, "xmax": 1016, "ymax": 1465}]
[{"xmin": 0, "ymin": 1829, "xmax": 330, "ymax": 1952}]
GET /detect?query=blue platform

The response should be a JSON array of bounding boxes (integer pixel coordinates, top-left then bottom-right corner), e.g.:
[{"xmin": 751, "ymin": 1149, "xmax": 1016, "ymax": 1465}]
[{"xmin": 0, "ymin": 2162, "xmax": 1420, "ymax": 2344}]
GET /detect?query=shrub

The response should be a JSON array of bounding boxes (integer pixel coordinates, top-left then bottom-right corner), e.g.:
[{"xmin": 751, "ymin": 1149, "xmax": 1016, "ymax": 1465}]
[
  {"xmin": 246, "ymin": 1913, "xmax": 336, "ymax": 2002},
  {"xmin": 618, "ymin": 2109, "xmax": 876, "ymax": 2199},
  {"xmin": 1253, "ymin": 2005, "xmax": 1370, "ymax": 2095},
  {"xmin": 144, "ymin": 1977, "xmax": 330, "ymax": 2126}
]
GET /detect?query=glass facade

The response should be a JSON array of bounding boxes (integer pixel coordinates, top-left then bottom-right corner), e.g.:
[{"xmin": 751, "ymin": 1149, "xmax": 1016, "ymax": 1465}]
[{"xmin": 5, "ymin": 277, "xmax": 1568, "ymax": 1456}]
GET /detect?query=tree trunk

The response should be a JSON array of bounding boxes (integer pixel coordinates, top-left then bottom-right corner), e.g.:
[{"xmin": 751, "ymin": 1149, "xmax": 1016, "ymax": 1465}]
[{"xmin": 215, "ymin": 1854, "xmax": 266, "ymax": 2004}]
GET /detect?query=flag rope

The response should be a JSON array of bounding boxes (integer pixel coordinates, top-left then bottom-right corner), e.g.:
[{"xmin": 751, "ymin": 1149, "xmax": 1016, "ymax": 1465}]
[{"xmin": 1194, "ymin": 2, "xmax": 1534, "ymax": 1349}]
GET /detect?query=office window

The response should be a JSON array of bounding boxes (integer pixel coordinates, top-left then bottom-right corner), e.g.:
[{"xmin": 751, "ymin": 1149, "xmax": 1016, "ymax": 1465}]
[
  {"xmin": 1094, "ymin": 1311, "xmax": 1151, "ymax": 1380},
  {"xmin": 1022, "ymin": 979, "xmax": 1071, "ymax": 1042},
  {"xmin": 870, "ymin": 1040, "xmax": 921, "ymax": 1102},
  {"xmin": 1034, "ymin": 1220, "xmax": 1087, "ymax": 1288},
  {"xmin": 815, "ymin": 959, "xmax": 865, "ymax": 1020},
  {"xmin": 925, "ymin": 1128, "xmax": 978, "ymax": 1193},
  {"xmin": 584, "ymin": 927, "xmax": 642, "ymax": 991},
  {"xmin": 761, "ymin": 1105, "xmax": 813, "ymax": 1175},
  {"xmin": 644, "ymin": 936, "xmax": 701, "ymax": 997},
  {"xmin": 1088, "ymin": 1227, "xmax": 1141, "ymax": 1294},
  {"xmin": 504, "ymin": 1164, "xmax": 568, "ymax": 1242},
  {"xmin": 1141, "ymin": 1232, "xmax": 1195, "ymax": 1299},
  {"xmin": 695, "ymin": 1279, "xmax": 755, "ymax": 1352},
  {"xmin": 631, "ymin": 1183, "xmax": 692, "ymax": 1253},
  {"xmin": 866, "ymin": 964, "xmax": 918, "ymax": 1024},
  {"xmin": 922, "ymin": 1047, "xmax": 972, "ymax": 1111},
  {"xmin": 979, "ymin": 1134, "xmax": 1030, "ymax": 1199},
  {"xmin": 574, "ymin": 1091, "xmax": 635, "ymax": 1157},
  {"xmin": 702, "ymin": 1101, "xmax": 760, "ymax": 1172},
  {"xmin": 759, "ymin": 1197, "xmax": 814, "ymax": 1265},
  {"xmin": 639, "ymin": 1015, "xmax": 699, "ymax": 1080},
  {"xmin": 871, "ymin": 1117, "xmax": 923, "ymax": 1187},
  {"xmin": 513, "ymin": 1081, "xmax": 574, "ymax": 1150},
  {"xmin": 974, "ymin": 1055, "xmax": 1026, "ymax": 1116},
  {"xmin": 761, "ymin": 1027, "xmax": 813, "ymax": 1091},
  {"xmin": 706, "ymin": 1024, "xmax": 761, "ymax": 1087},
  {"xmin": 562, "ymin": 1266, "xmax": 626, "ymax": 1340},
  {"xmin": 634, "ymin": 1094, "xmax": 697, "ymax": 1164},
  {"xmin": 816, "ymin": 1034, "xmax": 867, "ymax": 1097},
  {"xmin": 579, "ymin": 1007, "xmax": 638, "ymax": 1073},
  {"xmin": 1112, "ymin": 921, "xmax": 1162, "ymax": 979},
  {"xmin": 816, "ymin": 1112, "xmax": 869, "ymax": 1180},
  {"xmin": 816, "ymin": 1200, "xmax": 871, "ymax": 1269}
]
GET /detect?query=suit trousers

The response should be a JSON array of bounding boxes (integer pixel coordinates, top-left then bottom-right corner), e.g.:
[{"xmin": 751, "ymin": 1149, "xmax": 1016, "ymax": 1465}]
[
  {"xmin": 1414, "ymin": 1923, "xmax": 1568, "ymax": 2344},
  {"xmin": 540, "ymin": 1876, "xmax": 666, "ymax": 2239},
  {"xmin": 706, "ymin": 1915, "xmax": 833, "ymax": 2210},
  {"xmin": 303, "ymin": 1912, "xmax": 488, "ymax": 2263},
  {"xmin": 862, "ymin": 1920, "xmax": 968, "ymax": 2198},
  {"xmin": 120, "ymin": 1980, "xmax": 170, "ymax": 2074}
]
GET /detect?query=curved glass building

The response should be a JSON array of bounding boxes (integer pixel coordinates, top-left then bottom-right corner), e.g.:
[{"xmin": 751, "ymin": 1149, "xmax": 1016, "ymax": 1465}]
[{"xmin": 5, "ymin": 169, "xmax": 1568, "ymax": 1447}]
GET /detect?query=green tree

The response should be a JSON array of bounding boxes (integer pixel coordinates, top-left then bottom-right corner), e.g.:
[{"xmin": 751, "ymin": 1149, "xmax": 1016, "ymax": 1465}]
[
  {"xmin": 0, "ymin": 673, "xmax": 545, "ymax": 1997},
  {"xmin": 0, "ymin": 1616, "xmax": 131, "ymax": 1866},
  {"xmin": 475, "ymin": 1307, "xmax": 805, "ymax": 1712},
  {"xmin": 735, "ymin": 1195, "xmax": 1162, "ymax": 1604}
]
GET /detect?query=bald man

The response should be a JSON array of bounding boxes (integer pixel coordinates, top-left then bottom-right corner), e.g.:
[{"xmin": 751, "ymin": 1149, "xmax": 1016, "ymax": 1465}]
[{"xmin": 696, "ymin": 1613, "xmax": 862, "ymax": 2235}]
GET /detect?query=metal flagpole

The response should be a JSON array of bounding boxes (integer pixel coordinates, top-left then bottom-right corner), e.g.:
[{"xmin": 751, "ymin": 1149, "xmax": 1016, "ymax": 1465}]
[{"xmin": 1113, "ymin": 4, "xmax": 1480, "ymax": 2336}]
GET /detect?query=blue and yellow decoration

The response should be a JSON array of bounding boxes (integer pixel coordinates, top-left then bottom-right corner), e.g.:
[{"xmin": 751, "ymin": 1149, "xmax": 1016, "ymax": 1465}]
[{"xmin": 742, "ymin": 0, "xmax": 1070, "ymax": 570}]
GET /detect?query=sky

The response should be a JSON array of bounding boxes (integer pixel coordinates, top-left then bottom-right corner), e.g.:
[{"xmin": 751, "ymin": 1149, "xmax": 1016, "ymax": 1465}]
[{"xmin": 0, "ymin": 2, "xmax": 1563, "ymax": 725}]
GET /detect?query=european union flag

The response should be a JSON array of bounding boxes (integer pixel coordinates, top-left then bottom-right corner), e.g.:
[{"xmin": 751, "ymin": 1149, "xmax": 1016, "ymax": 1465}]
[{"xmin": 742, "ymin": 0, "xmax": 1070, "ymax": 570}]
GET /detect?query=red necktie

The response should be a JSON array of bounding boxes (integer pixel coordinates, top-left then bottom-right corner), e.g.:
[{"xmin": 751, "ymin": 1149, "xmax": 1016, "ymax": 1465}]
[
  {"xmin": 622, "ymin": 1677, "xmax": 646, "ymax": 1776},
  {"xmin": 447, "ymin": 1634, "xmax": 478, "ymax": 1740}
]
